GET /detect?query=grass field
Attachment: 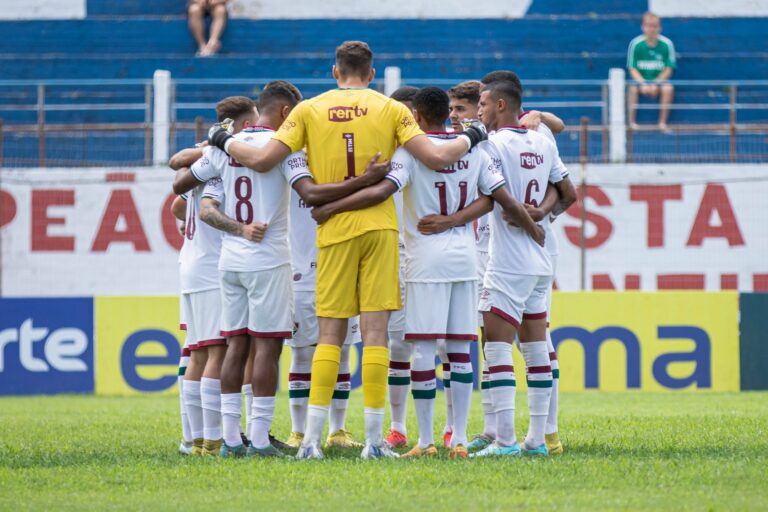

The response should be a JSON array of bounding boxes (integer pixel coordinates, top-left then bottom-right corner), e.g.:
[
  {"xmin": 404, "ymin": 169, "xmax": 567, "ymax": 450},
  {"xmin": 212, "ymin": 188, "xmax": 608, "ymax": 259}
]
[{"xmin": 1, "ymin": 392, "xmax": 767, "ymax": 511}]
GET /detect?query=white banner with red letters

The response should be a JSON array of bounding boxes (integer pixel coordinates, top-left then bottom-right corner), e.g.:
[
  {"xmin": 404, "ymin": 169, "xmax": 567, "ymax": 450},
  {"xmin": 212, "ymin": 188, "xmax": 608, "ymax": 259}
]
[{"xmin": 1, "ymin": 164, "xmax": 766, "ymax": 296}]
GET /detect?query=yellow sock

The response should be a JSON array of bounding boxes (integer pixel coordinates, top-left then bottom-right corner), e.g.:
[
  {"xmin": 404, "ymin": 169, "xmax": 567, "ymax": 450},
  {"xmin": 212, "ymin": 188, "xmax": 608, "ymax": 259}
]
[
  {"xmin": 362, "ymin": 346, "xmax": 389, "ymax": 409},
  {"xmin": 308, "ymin": 344, "xmax": 341, "ymax": 407}
]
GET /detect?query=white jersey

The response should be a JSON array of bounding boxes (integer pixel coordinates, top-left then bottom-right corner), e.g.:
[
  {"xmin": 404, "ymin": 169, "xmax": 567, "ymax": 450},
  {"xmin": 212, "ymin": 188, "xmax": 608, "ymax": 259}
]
[
  {"xmin": 476, "ymin": 119, "xmax": 565, "ymax": 257},
  {"xmin": 388, "ymin": 133, "xmax": 505, "ymax": 283},
  {"xmin": 193, "ymin": 127, "xmax": 311, "ymax": 272},
  {"xmin": 290, "ymin": 189, "xmax": 317, "ymax": 292},
  {"xmin": 486, "ymin": 126, "xmax": 568, "ymax": 276},
  {"xmin": 178, "ymin": 181, "xmax": 223, "ymax": 294}
]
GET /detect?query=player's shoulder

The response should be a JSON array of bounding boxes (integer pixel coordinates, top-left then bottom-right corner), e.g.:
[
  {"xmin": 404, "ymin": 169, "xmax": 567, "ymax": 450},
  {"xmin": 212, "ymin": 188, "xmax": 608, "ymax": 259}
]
[
  {"xmin": 235, "ymin": 126, "xmax": 273, "ymax": 146},
  {"xmin": 658, "ymin": 35, "xmax": 675, "ymax": 48}
]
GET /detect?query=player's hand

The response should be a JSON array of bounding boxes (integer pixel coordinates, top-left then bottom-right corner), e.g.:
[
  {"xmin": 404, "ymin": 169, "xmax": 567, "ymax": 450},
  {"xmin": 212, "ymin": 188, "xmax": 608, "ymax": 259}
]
[
  {"xmin": 311, "ymin": 205, "xmax": 333, "ymax": 225},
  {"xmin": 417, "ymin": 214, "xmax": 455, "ymax": 235},
  {"xmin": 178, "ymin": 221, "xmax": 186, "ymax": 238},
  {"xmin": 519, "ymin": 110, "xmax": 542, "ymax": 131},
  {"xmin": 361, "ymin": 152, "xmax": 390, "ymax": 185},
  {"xmin": 240, "ymin": 222, "xmax": 268, "ymax": 242},
  {"xmin": 523, "ymin": 203, "xmax": 546, "ymax": 222},
  {"xmin": 458, "ymin": 119, "xmax": 488, "ymax": 150},
  {"xmin": 208, "ymin": 118, "xmax": 235, "ymax": 152},
  {"xmin": 532, "ymin": 224, "xmax": 546, "ymax": 247}
]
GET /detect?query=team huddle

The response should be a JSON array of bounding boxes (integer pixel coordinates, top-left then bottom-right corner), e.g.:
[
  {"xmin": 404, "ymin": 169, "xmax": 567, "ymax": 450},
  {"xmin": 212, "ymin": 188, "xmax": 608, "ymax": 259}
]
[{"xmin": 172, "ymin": 40, "xmax": 576, "ymax": 460}]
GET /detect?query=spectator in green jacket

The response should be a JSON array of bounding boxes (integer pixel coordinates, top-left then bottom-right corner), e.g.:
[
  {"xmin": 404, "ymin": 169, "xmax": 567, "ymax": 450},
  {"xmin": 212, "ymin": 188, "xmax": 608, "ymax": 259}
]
[{"xmin": 627, "ymin": 12, "xmax": 677, "ymax": 131}]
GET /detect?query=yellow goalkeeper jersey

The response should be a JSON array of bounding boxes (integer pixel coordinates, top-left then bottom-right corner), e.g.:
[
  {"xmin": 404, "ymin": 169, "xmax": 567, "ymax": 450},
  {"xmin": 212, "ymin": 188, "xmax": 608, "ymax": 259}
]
[{"xmin": 273, "ymin": 87, "xmax": 423, "ymax": 247}]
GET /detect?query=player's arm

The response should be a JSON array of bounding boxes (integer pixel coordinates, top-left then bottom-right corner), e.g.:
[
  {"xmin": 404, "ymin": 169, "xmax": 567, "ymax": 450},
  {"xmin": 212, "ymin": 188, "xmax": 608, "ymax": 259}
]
[
  {"xmin": 403, "ymin": 121, "xmax": 487, "ymax": 170},
  {"xmin": 311, "ymin": 179, "xmax": 398, "ymax": 225},
  {"xmin": 292, "ymin": 153, "xmax": 391, "ymax": 207},
  {"xmin": 519, "ymin": 111, "xmax": 566, "ymax": 135},
  {"xmin": 491, "ymin": 186, "xmax": 545, "ymax": 247},
  {"xmin": 629, "ymin": 68, "xmax": 645, "ymax": 82},
  {"xmin": 417, "ymin": 195, "xmax": 494, "ymax": 235},
  {"xmin": 171, "ymin": 195, "xmax": 187, "ymax": 237},
  {"xmin": 200, "ymin": 197, "xmax": 268, "ymax": 242},
  {"xmin": 169, "ymin": 147, "xmax": 204, "ymax": 171},
  {"xmin": 173, "ymin": 167, "xmax": 200, "ymax": 195}
]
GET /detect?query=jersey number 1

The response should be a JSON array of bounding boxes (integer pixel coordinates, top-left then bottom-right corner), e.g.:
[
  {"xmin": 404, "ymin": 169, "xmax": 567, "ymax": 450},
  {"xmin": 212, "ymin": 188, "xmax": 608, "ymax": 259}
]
[{"xmin": 342, "ymin": 133, "xmax": 355, "ymax": 179}]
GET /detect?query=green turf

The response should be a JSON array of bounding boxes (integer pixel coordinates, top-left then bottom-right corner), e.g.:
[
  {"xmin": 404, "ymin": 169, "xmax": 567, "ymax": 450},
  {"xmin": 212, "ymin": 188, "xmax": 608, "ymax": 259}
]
[{"xmin": 1, "ymin": 392, "xmax": 767, "ymax": 511}]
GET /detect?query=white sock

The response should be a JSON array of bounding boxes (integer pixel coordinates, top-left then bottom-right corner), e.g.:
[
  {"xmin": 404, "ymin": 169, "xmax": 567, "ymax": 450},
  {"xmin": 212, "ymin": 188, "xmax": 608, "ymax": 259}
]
[
  {"xmin": 446, "ymin": 340, "xmax": 472, "ymax": 447},
  {"xmin": 200, "ymin": 377, "xmax": 222, "ymax": 440},
  {"xmin": 329, "ymin": 344, "xmax": 351, "ymax": 434},
  {"xmin": 481, "ymin": 357, "xmax": 496, "ymax": 439},
  {"xmin": 437, "ymin": 340, "xmax": 453, "ymax": 434},
  {"xmin": 388, "ymin": 332, "xmax": 411, "ymax": 435},
  {"xmin": 289, "ymin": 346, "xmax": 313, "ymax": 434},
  {"xmin": 304, "ymin": 405, "xmax": 328, "ymax": 446},
  {"xmin": 221, "ymin": 392, "xmax": 242, "ymax": 447},
  {"xmin": 521, "ymin": 340, "xmax": 553, "ymax": 448},
  {"xmin": 546, "ymin": 330, "xmax": 559, "ymax": 435},
  {"xmin": 178, "ymin": 375, "xmax": 192, "ymax": 443},
  {"xmin": 364, "ymin": 407, "xmax": 385, "ymax": 446},
  {"xmin": 250, "ymin": 396, "xmax": 276, "ymax": 449},
  {"xmin": 411, "ymin": 340, "xmax": 437, "ymax": 448},
  {"xmin": 184, "ymin": 379, "xmax": 204, "ymax": 440},
  {"xmin": 242, "ymin": 384, "xmax": 253, "ymax": 440},
  {"xmin": 485, "ymin": 341, "xmax": 516, "ymax": 447}
]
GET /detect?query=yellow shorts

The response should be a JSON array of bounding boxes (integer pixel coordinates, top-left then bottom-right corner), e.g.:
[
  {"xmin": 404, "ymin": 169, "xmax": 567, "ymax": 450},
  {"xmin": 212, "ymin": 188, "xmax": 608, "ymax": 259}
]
[{"xmin": 316, "ymin": 229, "xmax": 401, "ymax": 318}]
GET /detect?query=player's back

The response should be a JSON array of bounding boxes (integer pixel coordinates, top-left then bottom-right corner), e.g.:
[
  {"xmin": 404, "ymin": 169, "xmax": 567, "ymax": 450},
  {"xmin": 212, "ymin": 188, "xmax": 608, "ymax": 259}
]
[
  {"xmin": 487, "ymin": 127, "xmax": 567, "ymax": 276},
  {"xmin": 289, "ymin": 188, "xmax": 317, "ymax": 292},
  {"xmin": 178, "ymin": 182, "xmax": 222, "ymax": 293},
  {"xmin": 275, "ymin": 87, "xmax": 423, "ymax": 248},
  {"xmin": 390, "ymin": 133, "xmax": 503, "ymax": 283}
]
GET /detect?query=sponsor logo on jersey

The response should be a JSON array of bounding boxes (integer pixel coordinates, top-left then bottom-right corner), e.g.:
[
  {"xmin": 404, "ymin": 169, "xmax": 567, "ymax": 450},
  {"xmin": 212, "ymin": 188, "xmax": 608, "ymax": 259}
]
[
  {"xmin": 520, "ymin": 152, "xmax": 545, "ymax": 169},
  {"xmin": 436, "ymin": 160, "xmax": 470, "ymax": 174},
  {"xmin": 328, "ymin": 106, "xmax": 369, "ymax": 122}
]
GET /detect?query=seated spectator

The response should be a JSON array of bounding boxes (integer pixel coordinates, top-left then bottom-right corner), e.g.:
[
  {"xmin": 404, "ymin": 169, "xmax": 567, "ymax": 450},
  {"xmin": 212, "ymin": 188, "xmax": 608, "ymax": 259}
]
[
  {"xmin": 627, "ymin": 12, "xmax": 676, "ymax": 131},
  {"xmin": 188, "ymin": 0, "xmax": 228, "ymax": 57}
]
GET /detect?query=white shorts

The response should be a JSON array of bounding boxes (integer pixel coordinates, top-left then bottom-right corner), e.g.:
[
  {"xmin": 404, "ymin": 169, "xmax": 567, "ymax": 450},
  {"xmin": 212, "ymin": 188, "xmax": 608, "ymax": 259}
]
[
  {"xmin": 545, "ymin": 254, "xmax": 558, "ymax": 325},
  {"xmin": 220, "ymin": 264, "xmax": 293, "ymax": 339},
  {"xmin": 404, "ymin": 280, "xmax": 478, "ymax": 341},
  {"xmin": 479, "ymin": 272, "xmax": 550, "ymax": 328},
  {"xmin": 180, "ymin": 288, "xmax": 226, "ymax": 350},
  {"xmin": 388, "ymin": 254, "xmax": 407, "ymax": 337},
  {"xmin": 476, "ymin": 251, "xmax": 489, "ymax": 328},
  {"xmin": 289, "ymin": 290, "xmax": 361, "ymax": 348}
]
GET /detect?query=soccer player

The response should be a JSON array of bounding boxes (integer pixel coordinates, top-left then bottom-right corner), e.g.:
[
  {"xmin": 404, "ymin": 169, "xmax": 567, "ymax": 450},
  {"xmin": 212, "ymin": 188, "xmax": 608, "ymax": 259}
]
[
  {"xmin": 384, "ymin": 85, "xmax": 419, "ymax": 449},
  {"xmin": 169, "ymin": 96, "xmax": 257, "ymax": 456},
  {"xmin": 310, "ymin": 87, "xmax": 544, "ymax": 459},
  {"xmin": 206, "ymin": 41, "xmax": 489, "ymax": 459},
  {"xmin": 472, "ymin": 80, "xmax": 575, "ymax": 457}
]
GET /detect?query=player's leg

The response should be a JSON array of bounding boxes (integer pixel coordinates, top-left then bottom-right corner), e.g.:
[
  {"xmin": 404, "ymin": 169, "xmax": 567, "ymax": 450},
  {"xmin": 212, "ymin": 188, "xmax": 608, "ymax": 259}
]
[
  {"xmin": 659, "ymin": 83, "xmax": 674, "ymax": 130},
  {"xmin": 386, "ymin": 328, "xmax": 411, "ymax": 448},
  {"xmin": 401, "ymin": 340, "xmax": 438, "ymax": 458},
  {"xmin": 186, "ymin": 0, "xmax": 207, "ymax": 54},
  {"xmin": 202, "ymin": 2, "xmax": 227, "ymax": 56},
  {"xmin": 178, "ymin": 344, "xmax": 193, "ymax": 454},
  {"xmin": 627, "ymin": 85, "xmax": 639, "ymax": 128},
  {"xmin": 247, "ymin": 337, "xmax": 284, "ymax": 456},
  {"xmin": 544, "ymin": 256, "xmax": 562, "ymax": 455},
  {"xmin": 242, "ymin": 341, "xmax": 255, "ymax": 445},
  {"xmin": 445, "ymin": 281, "xmax": 479, "ymax": 459},
  {"xmin": 327, "ymin": 340, "xmax": 363, "ymax": 448},
  {"xmin": 184, "ymin": 345, "xmax": 207, "ymax": 455},
  {"xmin": 470, "ymin": 251, "xmax": 495, "ymax": 452},
  {"xmin": 287, "ymin": 290, "xmax": 317, "ymax": 447},
  {"xmin": 358, "ymin": 230, "xmax": 402, "ymax": 459},
  {"xmin": 436, "ymin": 339, "xmax": 453, "ymax": 448},
  {"xmin": 518, "ymin": 277, "xmax": 554, "ymax": 456},
  {"xmin": 218, "ymin": 271, "xmax": 251, "ymax": 456}
]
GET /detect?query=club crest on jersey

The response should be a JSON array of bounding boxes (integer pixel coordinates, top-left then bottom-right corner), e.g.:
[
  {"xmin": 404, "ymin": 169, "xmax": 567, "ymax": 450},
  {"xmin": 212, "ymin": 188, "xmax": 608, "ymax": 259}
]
[
  {"xmin": 328, "ymin": 106, "xmax": 368, "ymax": 122},
  {"xmin": 520, "ymin": 152, "xmax": 544, "ymax": 169}
]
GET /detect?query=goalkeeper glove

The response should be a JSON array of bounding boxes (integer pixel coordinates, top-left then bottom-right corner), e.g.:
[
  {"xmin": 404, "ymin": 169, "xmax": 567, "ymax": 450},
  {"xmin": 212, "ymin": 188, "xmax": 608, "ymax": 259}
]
[
  {"xmin": 208, "ymin": 118, "xmax": 235, "ymax": 152},
  {"xmin": 458, "ymin": 119, "xmax": 488, "ymax": 150}
]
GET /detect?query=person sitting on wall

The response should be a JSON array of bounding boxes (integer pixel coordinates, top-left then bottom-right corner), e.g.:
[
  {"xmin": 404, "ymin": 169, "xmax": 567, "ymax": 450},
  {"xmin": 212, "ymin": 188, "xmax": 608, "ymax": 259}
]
[
  {"xmin": 627, "ymin": 11, "xmax": 677, "ymax": 131},
  {"xmin": 187, "ymin": 0, "xmax": 228, "ymax": 57}
]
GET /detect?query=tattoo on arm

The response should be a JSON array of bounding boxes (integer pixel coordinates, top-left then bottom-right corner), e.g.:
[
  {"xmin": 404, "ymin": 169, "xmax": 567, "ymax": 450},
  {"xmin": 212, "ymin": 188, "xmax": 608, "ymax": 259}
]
[{"xmin": 200, "ymin": 200, "xmax": 243, "ymax": 236}]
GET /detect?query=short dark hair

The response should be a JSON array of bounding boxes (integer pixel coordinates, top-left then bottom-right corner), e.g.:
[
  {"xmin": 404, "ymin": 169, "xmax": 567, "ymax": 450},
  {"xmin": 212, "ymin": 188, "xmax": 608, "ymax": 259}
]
[
  {"xmin": 335, "ymin": 41, "xmax": 373, "ymax": 79},
  {"xmin": 390, "ymin": 86, "xmax": 419, "ymax": 104},
  {"xmin": 215, "ymin": 96, "xmax": 256, "ymax": 122},
  {"xmin": 447, "ymin": 80, "xmax": 482, "ymax": 105},
  {"xmin": 484, "ymin": 80, "xmax": 523, "ymax": 113},
  {"xmin": 480, "ymin": 70, "xmax": 523, "ymax": 95},
  {"xmin": 413, "ymin": 87, "xmax": 450, "ymax": 126},
  {"xmin": 258, "ymin": 80, "xmax": 302, "ymax": 111}
]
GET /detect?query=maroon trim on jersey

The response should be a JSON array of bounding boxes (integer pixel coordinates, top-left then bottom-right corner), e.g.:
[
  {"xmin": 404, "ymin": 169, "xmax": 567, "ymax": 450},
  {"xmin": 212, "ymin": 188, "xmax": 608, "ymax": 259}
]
[
  {"xmin": 522, "ymin": 311, "xmax": 547, "ymax": 320},
  {"xmin": 447, "ymin": 352, "xmax": 471, "ymax": 363},
  {"xmin": 489, "ymin": 364, "xmax": 515, "ymax": 374},
  {"xmin": 197, "ymin": 338, "xmax": 227, "ymax": 348},
  {"xmin": 180, "ymin": 323, "xmax": 187, "ymax": 331},
  {"xmin": 549, "ymin": 351, "xmax": 558, "ymax": 361},
  {"xmin": 442, "ymin": 363, "xmax": 450, "ymax": 371},
  {"xmin": 518, "ymin": 111, "xmax": 529, "ymax": 120},
  {"xmin": 289, "ymin": 372, "xmax": 312, "ymax": 381},
  {"xmin": 243, "ymin": 125, "xmax": 275, "ymax": 132},
  {"xmin": 188, "ymin": 343, "xmax": 201, "ymax": 351},
  {"xmin": 405, "ymin": 333, "xmax": 479, "ymax": 341},
  {"xmin": 527, "ymin": 365, "xmax": 553, "ymax": 374},
  {"xmin": 497, "ymin": 125, "xmax": 527, "ymax": 130},
  {"xmin": 488, "ymin": 306, "xmax": 521, "ymax": 328},
  {"xmin": 221, "ymin": 327, "xmax": 248, "ymax": 337},
  {"xmin": 411, "ymin": 369, "xmax": 437, "ymax": 381},
  {"xmin": 181, "ymin": 347, "xmax": 192, "ymax": 357},
  {"xmin": 389, "ymin": 361, "xmax": 411, "ymax": 370},
  {"xmin": 336, "ymin": 373, "xmax": 351, "ymax": 383},
  {"xmin": 247, "ymin": 329, "xmax": 292, "ymax": 339}
]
